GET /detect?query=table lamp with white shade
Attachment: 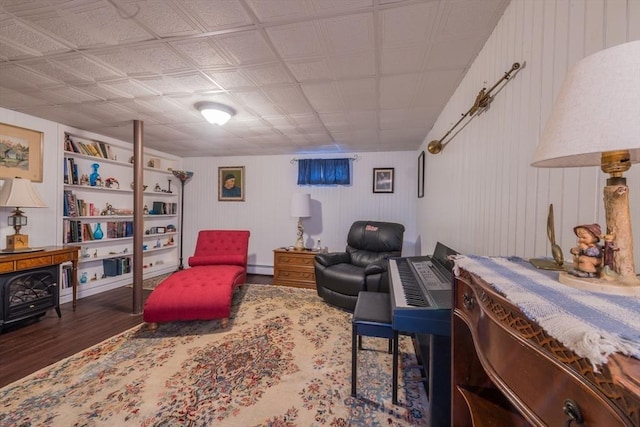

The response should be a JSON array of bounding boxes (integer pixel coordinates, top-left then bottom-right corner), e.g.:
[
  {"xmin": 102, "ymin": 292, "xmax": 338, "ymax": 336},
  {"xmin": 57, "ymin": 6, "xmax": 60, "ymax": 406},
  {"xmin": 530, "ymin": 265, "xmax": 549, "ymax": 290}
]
[
  {"xmin": 532, "ymin": 40, "xmax": 640, "ymax": 295},
  {"xmin": 0, "ymin": 177, "xmax": 47, "ymax": 252},
  {"xmin": 290, "ymin": 193, "xmax": 311, "ymax": 251}
]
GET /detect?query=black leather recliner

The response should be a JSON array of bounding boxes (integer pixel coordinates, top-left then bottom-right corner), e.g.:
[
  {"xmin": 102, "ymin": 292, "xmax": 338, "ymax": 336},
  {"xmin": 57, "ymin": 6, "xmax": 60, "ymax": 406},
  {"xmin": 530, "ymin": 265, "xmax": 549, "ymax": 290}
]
[{"xmin": 315, "ymin": 220, "xmax": 405, "ymax": 311}]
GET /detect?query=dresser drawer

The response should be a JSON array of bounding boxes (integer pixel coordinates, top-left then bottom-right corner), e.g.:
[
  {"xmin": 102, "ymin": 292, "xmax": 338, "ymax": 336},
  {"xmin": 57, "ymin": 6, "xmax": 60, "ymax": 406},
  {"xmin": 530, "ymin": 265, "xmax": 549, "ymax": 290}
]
[{"xmin": 273, "ymin": 249, "xmax": 317, "ymax": 289}]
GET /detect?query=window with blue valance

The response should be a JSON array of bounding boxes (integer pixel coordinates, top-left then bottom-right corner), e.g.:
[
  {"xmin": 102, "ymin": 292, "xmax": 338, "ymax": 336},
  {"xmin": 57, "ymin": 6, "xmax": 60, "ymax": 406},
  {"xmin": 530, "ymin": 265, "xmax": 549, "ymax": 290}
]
[{"xmin": 297, "ymin": 158, "xmax": 351, "ymax": 185}]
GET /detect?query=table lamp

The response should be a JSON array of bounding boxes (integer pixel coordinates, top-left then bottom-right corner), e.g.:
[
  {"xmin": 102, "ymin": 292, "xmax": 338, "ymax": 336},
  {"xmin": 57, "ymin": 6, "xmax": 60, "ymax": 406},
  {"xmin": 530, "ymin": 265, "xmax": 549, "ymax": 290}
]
[
  {"xmin": 532, "ymin": 40, "xmax": 640, "ymax": 295},
  {"xmin": 0, "ymin": 177, "xmax": 47, "ymax": 252},
  {"xmin": 290, "ymin": 193, "xmax": 311, "ymax": 251}
]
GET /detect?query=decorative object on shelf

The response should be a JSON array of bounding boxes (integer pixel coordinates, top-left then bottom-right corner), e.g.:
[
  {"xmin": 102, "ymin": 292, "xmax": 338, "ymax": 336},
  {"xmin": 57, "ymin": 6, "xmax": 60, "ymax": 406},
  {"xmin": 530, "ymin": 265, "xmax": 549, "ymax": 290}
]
[
  {"xmin": 143, "ymin": 204, "xmax": 149, "ymax": 215},
  {"xmin": 195, "ymin": 101, "xmax": 236, "ymax": 125},
  {"xmin": 79, "ymin": 272, "xmax": 88, "ymax": 284},
  {"xmin": 81, "ymin": 246, "xmax": 90, "ymax": 258},
  {"xmin": 532, "ymin": 40, "xmax": 640, "ymax": 295},
  {"xmin": 428, "ymin": 62, "xmax": 522, "ymax": 155},
  {"xmin": 130, "ymin": 182, "xmax": 148, "ymax": 191},
  {"xmin": 93, "ymin": 223, "xmax": 104, "ymax": 240},
  {"xmin": 89, "ymin": 163, "xmax": 101, "ymax": 186},
  {"xmin": 172, "ymin": 170, "xmax": 194, "ymax": 270},
  {"xmin": 290, "ymin": 193, "xmax": 311, "ymax": 251},
  {"xmin": 105, "ymin": 177, "xmax": 119, "ymax": 189},
  {"xmin": 167, "ymin": 178, "xmax": 172, "ymax": 193},
  {"xmin": 154, "ymin": 183, "xmax": 161, "ymax": 192},
  {"xmin": 0, "ymin": 122, "xmax": 44, "ymax": 182},
  {"xmin": 372, "ymin": 168, "xmax": 394, "ymax": 193},
  {"xmin": 0, "ymin": 177, "xmax": 47, "ymax": 252},
  {"xmin": 218, "ymin": 166, "xmax": 244, "ymax": 201},
  {"xmin": 530, "ymin": 204, "xmax": 565, "ymax": 271},
  {"xmin": 101, "ymin": 203, "xmax": 116, "ymax": 216},
  {"xmin": 80, "ymin": 174, "xmax": 89, "ymax": 185}
]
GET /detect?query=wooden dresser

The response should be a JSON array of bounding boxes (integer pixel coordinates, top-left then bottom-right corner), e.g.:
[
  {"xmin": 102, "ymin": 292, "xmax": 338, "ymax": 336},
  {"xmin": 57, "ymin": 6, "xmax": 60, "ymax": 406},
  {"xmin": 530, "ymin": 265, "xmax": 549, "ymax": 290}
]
[
  {"xmin": 273, "ymin": 248, "xmax": 317, "ymax": 289},
  {"xmin": 453, "ymin": 265, "xmax": 640, "ymax": 426}
]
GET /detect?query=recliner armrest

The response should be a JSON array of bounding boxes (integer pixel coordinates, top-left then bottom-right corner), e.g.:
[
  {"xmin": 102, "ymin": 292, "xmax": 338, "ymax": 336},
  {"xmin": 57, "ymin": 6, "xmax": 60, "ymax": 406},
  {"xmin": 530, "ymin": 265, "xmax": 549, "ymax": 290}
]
[
  {"xmin": 364, "ymin": 260, "xmax": 388, "ymax": 276},
  {"xmin": 315, "ymin": 252, "xmax": 350, "ymax": 267}
]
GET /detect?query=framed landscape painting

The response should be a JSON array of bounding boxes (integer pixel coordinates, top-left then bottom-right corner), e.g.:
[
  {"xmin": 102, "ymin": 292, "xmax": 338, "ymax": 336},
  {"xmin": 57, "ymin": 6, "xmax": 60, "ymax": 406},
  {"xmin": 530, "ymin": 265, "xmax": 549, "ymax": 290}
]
[
  {"xmin": 0, "ymin": 123, "xmax": 44, "ymax": 182},
  {"xmin": 218, "ymin": 166, "xmax": 245, "ymax": 201}
]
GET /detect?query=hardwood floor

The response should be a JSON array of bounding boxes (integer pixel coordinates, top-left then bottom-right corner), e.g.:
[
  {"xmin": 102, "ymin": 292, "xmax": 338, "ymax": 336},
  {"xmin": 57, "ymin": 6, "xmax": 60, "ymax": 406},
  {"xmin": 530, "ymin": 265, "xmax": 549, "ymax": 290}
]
[{"xmin": 0, "ymin": 274, "xmax": 273, "ymax": 388}]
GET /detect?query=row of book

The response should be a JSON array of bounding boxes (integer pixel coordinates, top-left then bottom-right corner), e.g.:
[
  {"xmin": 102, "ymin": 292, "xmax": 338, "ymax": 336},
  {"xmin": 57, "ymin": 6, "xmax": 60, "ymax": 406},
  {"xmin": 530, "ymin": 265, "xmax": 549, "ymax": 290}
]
[
  {"xmin": 63, "ymin": 157, "xmax": 80, "ymax": 185},
  {"xmin": 151, "ymin": 201, "xmax": 178, "ymax": 215},
  {"xmin": 103, "ymin": 257, "xmax": 132, "ymax": 277},
  {"xmin": 64, "ymin": 133, "xmax": 114, "ymax": 160},
  {"xmin": 64, "ymin": 190, "xmax": 94, "ymax": 217},
  {"xmin": 61, "ymin": 264, "xmax": 74, "ymax": 289},
  {"xmin": 63, "ymin": 220, "xmax": 133, "ymax": 243}
]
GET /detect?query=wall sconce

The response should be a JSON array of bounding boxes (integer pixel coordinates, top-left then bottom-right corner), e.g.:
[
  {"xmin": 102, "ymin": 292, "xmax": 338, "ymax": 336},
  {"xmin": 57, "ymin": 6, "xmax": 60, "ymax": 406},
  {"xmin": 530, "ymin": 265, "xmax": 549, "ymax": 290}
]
[
  {"xmin": 428, "ymin": 62, "xmax": 521, "ymax": 155},
  {"xmin": 532, "ymin": 40, "xmax": 640, "ymax": 295},
  {"xmin": 0, "ymin": 177, "xmax": 47, "ymax": 252},
  {"xmin": 290, "ymin": 193, "xmax": 311, "ymax": 251},
  {"xmin": 195, "ymin": 102, "xmax": 236, "ymax": 125}
]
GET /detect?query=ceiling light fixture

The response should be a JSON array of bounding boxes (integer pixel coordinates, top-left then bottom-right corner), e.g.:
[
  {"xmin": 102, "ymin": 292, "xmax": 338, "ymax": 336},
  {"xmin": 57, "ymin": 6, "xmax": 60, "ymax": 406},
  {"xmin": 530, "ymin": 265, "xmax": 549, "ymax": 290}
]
[{"xmin": 195, "ymin": 102, "xmax": 236, "ymax": 126}]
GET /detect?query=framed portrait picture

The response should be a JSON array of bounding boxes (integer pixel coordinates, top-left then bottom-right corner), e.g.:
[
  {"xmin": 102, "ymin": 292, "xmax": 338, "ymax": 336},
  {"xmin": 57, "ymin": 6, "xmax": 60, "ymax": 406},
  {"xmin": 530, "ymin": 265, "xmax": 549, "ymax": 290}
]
[
  {"xmin": 418, "ymin": 150, "xmax": 425, "ymax": 198},
  {"xmin": 373, "ymin": 168, "xmax": 394, "ymax": 193},
  {"xmin": 0, "ymin": 123, "xmax": 44, "ymax": 182},
  {"xmin": 218, "ymin": 166, "xmax": 245, "ymax": 201}
]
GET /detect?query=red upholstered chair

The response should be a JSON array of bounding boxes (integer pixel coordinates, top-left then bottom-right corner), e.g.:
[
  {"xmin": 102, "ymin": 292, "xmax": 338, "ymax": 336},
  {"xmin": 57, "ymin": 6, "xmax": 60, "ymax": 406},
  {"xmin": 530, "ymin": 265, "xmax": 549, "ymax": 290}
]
[{"xmin": 143, "ymin": 230, "xmax": 250, "ymax": 330}]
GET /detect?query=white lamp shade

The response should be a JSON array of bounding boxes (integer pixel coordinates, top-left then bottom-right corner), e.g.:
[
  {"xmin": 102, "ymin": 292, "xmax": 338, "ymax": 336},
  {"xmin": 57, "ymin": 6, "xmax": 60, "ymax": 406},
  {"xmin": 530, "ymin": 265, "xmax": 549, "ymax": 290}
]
[
  {"xmin": 290, "ymin": 193, "xmax": 311, "ymax": 218},
  {"xmin": 532, "ymin": 40, "xmax": 640, "ymax": 167},
  {"xmin": 0, "ymin": 178, "xmax": 46, "ymax": 208},
  {"xmin": 196, "ymin": 102, "xmax": 236, "ymax": 126}
]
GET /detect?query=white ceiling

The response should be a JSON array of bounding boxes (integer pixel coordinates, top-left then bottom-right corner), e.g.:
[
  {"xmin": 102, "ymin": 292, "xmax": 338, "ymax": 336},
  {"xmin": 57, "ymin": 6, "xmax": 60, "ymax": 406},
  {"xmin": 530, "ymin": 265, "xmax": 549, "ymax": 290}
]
[{"xmin": 0, "ymin": 0, "xmax": 510, "ymax": 157}]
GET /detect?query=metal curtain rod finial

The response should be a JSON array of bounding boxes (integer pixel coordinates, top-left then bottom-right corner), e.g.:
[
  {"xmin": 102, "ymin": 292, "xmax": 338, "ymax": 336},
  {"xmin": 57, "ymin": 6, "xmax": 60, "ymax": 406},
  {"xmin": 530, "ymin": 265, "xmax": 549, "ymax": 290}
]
[{"xmin": 428, "ymin": 62, "xmax": 522, "ymax": 155}]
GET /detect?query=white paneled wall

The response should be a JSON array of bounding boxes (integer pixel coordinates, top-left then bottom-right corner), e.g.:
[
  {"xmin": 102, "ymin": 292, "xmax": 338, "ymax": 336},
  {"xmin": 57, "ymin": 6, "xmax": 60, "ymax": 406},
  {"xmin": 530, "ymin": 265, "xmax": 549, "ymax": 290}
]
[
  {"xmin": 419, "ymin": 0, "xmax": 640, "ymax": 268},
  {"xmin": 183, "ymin": 152, "xmax": 417, "ymax": 274}
]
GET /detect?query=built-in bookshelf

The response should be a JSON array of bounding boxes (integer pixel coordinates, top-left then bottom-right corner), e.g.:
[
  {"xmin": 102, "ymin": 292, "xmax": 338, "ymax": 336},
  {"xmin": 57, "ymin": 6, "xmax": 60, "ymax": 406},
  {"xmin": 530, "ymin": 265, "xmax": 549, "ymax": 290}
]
[{"xmin": 60, "ymin": 129, "xmax": 181, "ymax": 302}]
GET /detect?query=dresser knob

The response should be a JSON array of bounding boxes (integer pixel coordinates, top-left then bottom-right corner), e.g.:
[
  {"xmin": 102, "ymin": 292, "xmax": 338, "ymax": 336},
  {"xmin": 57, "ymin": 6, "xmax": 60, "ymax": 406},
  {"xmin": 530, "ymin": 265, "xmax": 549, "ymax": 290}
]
[
  {"xmin": 563, "ymin": 399, "xmax": 583, "ymax": 426},
  {"xmin": 462, "ymin": 293, "xmax": 475, "ymax": 310}
]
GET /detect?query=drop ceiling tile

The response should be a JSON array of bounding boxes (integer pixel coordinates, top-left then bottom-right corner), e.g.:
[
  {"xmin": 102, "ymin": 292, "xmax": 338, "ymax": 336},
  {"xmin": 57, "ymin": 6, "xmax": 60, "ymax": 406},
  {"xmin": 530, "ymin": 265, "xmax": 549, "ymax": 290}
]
[
  {"xmin": 310, "ymin": 0, "xmax": 372, "ymax": 15},
  {"xmin": 380, "ymin": 73, "xmax": 420, "ymax": 110},
  {"xmin": 0, "ymin": 88, "xmax": 48, "ymax": 108},
  {"xmin": 0, "ymin": 19, "xmax": 70, "ymax": 55},
  {"xmin": 38, "ymin": 86, "xmax": 102, "ymax": 104},
  {"xmin": 214, "ymin": 29, "xmax": 276, "ymax": 65},
  {"xmin": 0, "ymin": 41, "xmax": 30, "ymax": 59},
  {"xmin": 204, "ymin": 69, "xmax": 254, "ymax": 90},
  {"xmin": 129, "ymin": 44, "xmax": 191, "ymax": 74},
  {"xmin": 101, "ymin": 79, "xmax": 160, "ymax": 97},
  {"xmin": 380, "ymin": 46, "xmax": 426, "ymax": 75},
  {"xmin": 30, "ymin": 14, "xmax": 106, "ymax": 49},
  {"xmin": 171, "ymin": 38, "xmax": 233, "ymax": 67},
  {"xmin": 125, "ymin": 0, "xmax": 200, "ymax": 37},
  {"xmin": 264, "ymin": 85, "xmax": 312, "ymax": 115},
  {"xmin": 329, "ymin": 51, "xmax": 374, "ymax": 79},
  {"xmin": 243, "ymin": 63, "xmax": 294, "ymax": 86},
  {"xmin": 245, "ymin": 0, "xmax": 314, "ymax": 22},
  {"xmin": 52, "ymin": 54, "xmax": 124, "ymax": 80},
  {"xmin": 20, "ymin": 59, "xmax": 93, "ymax": 84},
  {"xmin": 177, "ymin": 0, "xmax": 252, "ymax": 31},
  {"xmin": 266, "ymin": 21, "xmax": 323, "ymax": 59},
  {"xmin": 320, "ymin": 13, "xmax": 373, "ymax": 54},
  {"xmin": 286, "ymin": 58, "xmax": 332, "ymax": 82},
  {"xmin": 337, "ymin": 78, "xmax": 376, "ymax": 110},
  {"xmin": 0, "ymin": 64, "xmax": 61, "ymax": 88},
  {"xmin": 301, "ymin": 82, "xmax": 343, "ymax": 113},
  {"xmin": 91, "ymin": 49, "xmax": 157, "ymax": 75},
  {"xmin": 380, "ymin": 1, "xmax": 438, "ymax": 47},
  {"xmin": 71, "ymin": 2, "xmax": 154, "ymax": 45},
  {"xmin": 74, "ymin": 83, "xmax": 133, "ymax": 101}
]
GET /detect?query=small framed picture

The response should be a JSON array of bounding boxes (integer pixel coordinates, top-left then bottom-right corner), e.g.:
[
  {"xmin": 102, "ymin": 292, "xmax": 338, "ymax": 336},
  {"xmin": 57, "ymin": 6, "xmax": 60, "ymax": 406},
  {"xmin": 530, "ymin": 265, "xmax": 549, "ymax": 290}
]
[
  {"xmin": 218, "ymin": 166, "xmax": 245, "ymax": 201},
  {"xmin": 373, "ymin": 168, "xmax": 394, "ymax": 193},
  {"xmin": 418, "ymin": 151, "xmax": 425, "ymax": 198},
  {"xmin": 156, "ymin": 226, "xmax": 166, "ymax": 234}
]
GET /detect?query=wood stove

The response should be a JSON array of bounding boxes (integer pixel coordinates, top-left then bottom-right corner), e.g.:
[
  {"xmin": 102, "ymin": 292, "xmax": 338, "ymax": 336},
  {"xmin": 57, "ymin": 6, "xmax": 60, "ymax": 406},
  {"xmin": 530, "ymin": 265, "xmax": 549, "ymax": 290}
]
[{"xmin": 0, "ymin": 265, "xmax": 60, "ymax": 331}]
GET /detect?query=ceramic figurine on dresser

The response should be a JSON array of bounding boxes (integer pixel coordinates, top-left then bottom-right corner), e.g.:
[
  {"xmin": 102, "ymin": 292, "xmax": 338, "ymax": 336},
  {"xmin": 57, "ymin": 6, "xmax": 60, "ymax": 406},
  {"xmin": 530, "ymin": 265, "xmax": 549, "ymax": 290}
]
[{"xmin": 568, "ymin": 223, "xmax": 603, "ymax": 278}]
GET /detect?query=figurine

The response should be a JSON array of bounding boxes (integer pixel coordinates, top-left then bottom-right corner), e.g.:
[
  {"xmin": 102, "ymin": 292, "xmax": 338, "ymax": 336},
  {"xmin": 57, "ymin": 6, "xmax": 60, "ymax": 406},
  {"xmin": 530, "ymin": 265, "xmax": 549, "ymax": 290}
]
[
  {"xmin": 601, "ymin": 232, "xmax": 620, "ymax": 278},
  {"xmin": 80, "ymin": 174, "xmax": 89, "ymax": 185},
  {"xmin": 105, "ymin": 177, "xmax": 119, "ymax": 189},
  {"xmin": 154, "ymin": 183, "xmax": 162, "ymax": 192},
  {"xmin": 568, "ymin": 223, "xmax": 603, "ymax": 278},
  {"xmin": 143, "ymin": 204, "xmax": 149, "ymax": 215},
  {"xmin": 93, "ymin": 249, "xmax": 98, "ymax": 258}
]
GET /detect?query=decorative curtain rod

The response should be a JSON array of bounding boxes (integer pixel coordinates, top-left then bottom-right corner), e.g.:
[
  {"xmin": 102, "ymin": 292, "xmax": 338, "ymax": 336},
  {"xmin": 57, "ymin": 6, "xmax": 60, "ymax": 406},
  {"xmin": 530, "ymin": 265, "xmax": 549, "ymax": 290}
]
[{"xmin": 290, "ymin": 154, "xmax": 360, "ymax": 164}]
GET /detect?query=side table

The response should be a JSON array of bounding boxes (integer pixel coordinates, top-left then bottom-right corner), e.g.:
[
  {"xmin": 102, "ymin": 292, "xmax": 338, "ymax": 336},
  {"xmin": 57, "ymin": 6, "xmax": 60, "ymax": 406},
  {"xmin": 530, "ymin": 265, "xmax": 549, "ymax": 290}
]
[{"xmin": 273, "ymin": 248, "xmax": 318, "ymax": 289}]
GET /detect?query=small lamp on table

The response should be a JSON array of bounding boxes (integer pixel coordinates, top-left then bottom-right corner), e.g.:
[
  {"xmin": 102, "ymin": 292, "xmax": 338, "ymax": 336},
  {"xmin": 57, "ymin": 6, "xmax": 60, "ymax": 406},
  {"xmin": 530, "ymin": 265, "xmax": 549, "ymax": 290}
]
[{"xmin": 290, "ymin": 193, "xmax": 311, "ymax": 251}]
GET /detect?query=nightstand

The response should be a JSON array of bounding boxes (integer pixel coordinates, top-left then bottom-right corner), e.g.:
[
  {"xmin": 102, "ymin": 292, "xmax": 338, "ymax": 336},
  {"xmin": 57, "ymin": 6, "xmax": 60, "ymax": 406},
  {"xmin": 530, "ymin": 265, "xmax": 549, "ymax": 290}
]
[{"xmin": 273, "ymin": 249, "xmax": 318, "ymax": 289}]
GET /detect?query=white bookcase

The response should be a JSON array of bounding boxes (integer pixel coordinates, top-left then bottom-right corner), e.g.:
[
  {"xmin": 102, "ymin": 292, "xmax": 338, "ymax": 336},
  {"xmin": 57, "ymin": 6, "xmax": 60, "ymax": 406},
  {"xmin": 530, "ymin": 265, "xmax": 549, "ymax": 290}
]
[{"xmin": 60, "ymin": 128, "xmax": 181, "ymax": 303}]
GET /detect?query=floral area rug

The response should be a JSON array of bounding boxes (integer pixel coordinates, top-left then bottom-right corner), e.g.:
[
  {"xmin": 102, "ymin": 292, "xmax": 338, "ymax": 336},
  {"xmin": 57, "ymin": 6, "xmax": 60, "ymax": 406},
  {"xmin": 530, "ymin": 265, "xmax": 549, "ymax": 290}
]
[{"xmin": 0, "ymin": 285, "xmax": 430, "ymax": 426}]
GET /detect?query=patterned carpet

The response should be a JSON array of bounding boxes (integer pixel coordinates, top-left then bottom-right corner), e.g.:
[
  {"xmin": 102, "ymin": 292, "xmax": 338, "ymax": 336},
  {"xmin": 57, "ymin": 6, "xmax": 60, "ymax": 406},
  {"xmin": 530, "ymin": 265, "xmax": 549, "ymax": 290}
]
[{"xmin": 0, "ymin": 285, "xmax": 429, "ymax": 426}]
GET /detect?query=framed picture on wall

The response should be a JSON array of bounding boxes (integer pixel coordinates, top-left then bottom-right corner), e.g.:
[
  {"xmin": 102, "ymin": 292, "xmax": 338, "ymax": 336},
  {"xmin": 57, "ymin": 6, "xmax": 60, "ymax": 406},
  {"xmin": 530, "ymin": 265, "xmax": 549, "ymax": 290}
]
[
  {"xmin": 0, "ymin": 123, "xmax": 44, "ymax": 182},
  {"xmin": 418, "ymin": 150, "xmax": 425, "ymax": 198},
  {"xmin": 373, "ymin": 168, "xmax": 394, "ymax": 193},
  {"xmin": 218, "ymin": 166, "xmax": 245, "ymax": 201}
]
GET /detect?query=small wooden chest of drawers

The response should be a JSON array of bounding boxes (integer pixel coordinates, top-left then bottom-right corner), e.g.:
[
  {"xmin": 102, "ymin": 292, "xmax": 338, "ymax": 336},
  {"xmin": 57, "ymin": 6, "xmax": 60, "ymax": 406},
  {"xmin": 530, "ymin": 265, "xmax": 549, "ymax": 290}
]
[{"xmin": 273, "ymin": 249, "xmax": 318, "ymax": 289}]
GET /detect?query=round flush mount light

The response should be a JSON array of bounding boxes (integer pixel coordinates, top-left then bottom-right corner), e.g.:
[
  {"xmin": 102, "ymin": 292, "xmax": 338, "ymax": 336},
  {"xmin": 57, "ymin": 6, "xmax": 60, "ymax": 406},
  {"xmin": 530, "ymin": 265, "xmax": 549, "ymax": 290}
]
[{"xmin": 195, "ymin": 101, "xmax": 236, "ymax": 126}]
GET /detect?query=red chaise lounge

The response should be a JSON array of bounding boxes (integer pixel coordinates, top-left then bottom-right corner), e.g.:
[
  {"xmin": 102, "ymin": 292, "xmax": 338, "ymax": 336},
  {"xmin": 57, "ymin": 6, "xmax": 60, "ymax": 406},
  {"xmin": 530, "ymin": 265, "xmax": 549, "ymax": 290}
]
[{"xmin": 143, "ymin": 229, "xmax": 250, "ymax": 330}]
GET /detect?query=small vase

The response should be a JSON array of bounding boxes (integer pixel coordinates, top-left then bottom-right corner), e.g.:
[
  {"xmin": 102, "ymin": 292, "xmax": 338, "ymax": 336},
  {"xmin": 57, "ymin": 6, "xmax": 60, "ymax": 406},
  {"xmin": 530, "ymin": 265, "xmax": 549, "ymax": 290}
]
[
  {"xmin": 94, "ymin": 223, "xmax": 104, "ymax": 240},
  {"xmin": 89, "ymin": 163, "xmax": 101, "ymax": 186},
  {"xmin": 80, "ymin": 272, "xmax": 88, "ymax": 284}
]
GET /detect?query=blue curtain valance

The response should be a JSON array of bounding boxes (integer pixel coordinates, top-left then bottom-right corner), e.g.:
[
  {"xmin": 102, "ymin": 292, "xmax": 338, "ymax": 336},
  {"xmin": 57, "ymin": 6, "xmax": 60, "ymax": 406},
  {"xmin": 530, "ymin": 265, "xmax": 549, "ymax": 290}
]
[{"xmin": 297, "ymin": 158, "xmax": 350, "ymax": 185}]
